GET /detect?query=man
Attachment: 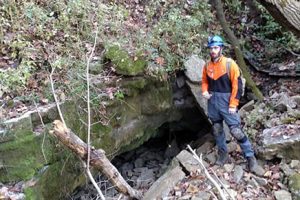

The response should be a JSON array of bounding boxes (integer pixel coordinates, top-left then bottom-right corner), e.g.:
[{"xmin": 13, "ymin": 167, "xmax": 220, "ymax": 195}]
[{"xmin": 202, "ymin": 35, "xmax": 264, "ymax": 175}]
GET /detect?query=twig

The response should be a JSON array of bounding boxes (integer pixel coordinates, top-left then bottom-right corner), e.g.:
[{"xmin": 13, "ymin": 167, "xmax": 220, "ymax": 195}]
[
  {"xmin": 210, "ymin": 191, "xmax": 218, "ymax": 200},
  {"xmin": 212, "ymin": 170, "xmax": 235, "ymax": 200},
  {"xmin": 60, "ymin": 154, "xmax": 72, "ymax": 176},
  {"xmin": 187, "ymin": 145, "xmax": 227, "ymax": 200},
  {"xmin": 85, "ymin": 25, "xmax": 105, "ymax": 200},
  {"xmin": 117, "ymin": 194, "xmax": 123, "ymax": 200},
  {"xmin": 33, "ymin": 100, "xmax": 48, "ymax": 163},
  {"xmin": 49, "ymin": 67, "xmax": 67, "ymax": 128}
]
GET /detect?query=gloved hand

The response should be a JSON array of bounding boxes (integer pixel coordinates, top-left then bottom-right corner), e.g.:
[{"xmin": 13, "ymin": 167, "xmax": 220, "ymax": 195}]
[
  {"xmin": 229, "ymin": 107, "xmax": 237, "ymax": 114},
  {"xmin": 202, "ymin": 91, "xmax": 212, "ymax": 100}
]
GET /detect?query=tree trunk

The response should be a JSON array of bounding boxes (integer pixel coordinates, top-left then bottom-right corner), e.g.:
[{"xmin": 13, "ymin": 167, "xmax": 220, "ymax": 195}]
[
  {"xmin": 49, "ymin": 120, "xmax": 142, "ymax": 200},
  {"xmin": 257, "ymin": 0, "xmax": 300, "ymax": 38},
  {"xmin": 211, "ymin": 0, "xmax": 264, "ymax": 100}
]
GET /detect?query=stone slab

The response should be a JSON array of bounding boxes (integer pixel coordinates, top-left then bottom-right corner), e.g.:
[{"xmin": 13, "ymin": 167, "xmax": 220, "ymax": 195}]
[{"xmin": 143, "ymin": 165, "xmax": 185, "ymax": 200}]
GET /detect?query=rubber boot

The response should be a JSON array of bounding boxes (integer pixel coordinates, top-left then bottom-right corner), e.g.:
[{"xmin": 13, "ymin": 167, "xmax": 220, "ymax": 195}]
[
  {"xmin": 247, "ymin": 156, "xmax": 265, "ymax": 176},
  {"xmin": 215, "ymin": 150, "xmax": 228, "ymax": 166}
]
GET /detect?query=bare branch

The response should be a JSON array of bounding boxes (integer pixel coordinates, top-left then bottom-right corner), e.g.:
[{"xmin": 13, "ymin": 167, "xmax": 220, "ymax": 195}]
[
  {"xmin": 187, "ymin": 145, "xmax": 227, "ymax": 200},
  {"xmin": 211, "ymin": 170, "xmax": 235, "ymax": 200},
  {"xmin": 49, "ymin": 67, "xmax": 67, "ymax": 128},
  {"xmin": 33, "ymin": 100, "xmax": 48, "ymax": 163},
  {"xmin": 85, "ymin": 25, "xmax": 106, "ymax": 200}
]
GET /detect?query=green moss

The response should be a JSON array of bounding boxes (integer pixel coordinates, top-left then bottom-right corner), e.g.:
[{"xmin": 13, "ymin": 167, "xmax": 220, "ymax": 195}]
[
  {"xmin": 289, "ymin": 173, "xmax": 300, "ymax": 198},
  {"xmin": 281, "ymin": 117, "xmax": 296, "ymax": 124},
  {"xmin": 24, "ymin": 187, "xmax": 36, "ymax": 200},
  {"xmin": 91, "ymin": 122, "xmax": 112, "ymax": 139},
  {"xmin": 141, "ymin": 83, "xmax": 172, "ymax": 115},
  {"xmin": 90, "ymin": 122, "xmax": 116, "ymax": 155},
  {"xmin": 108, "ymin": 97, "xmax": 141, "ymax": 128},
  {"xmin": 1, "ymin": 114, "xmax": 33, "ymax": 142},
  {"xmin": 60, "ymin": 101, "xmax": 82, "ymax": 136},
  {"xmin": 121, "ymin": 78, "xmax": 147, "ymax": 97},
  {"xmin": 105, "ymin": 45, "xmax": 146, "ymax": 76},
  {"xmin": 0, "ymin": 132, "xmax": 52, "ymax": 182},
  {"xmin": 24, "ymin": 156, "xmax": 84, "ymax": 200}
]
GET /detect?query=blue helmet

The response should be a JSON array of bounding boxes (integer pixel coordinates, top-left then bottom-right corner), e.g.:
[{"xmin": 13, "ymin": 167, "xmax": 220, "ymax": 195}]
[{"xmin": 207, "ymin": 35, "xmax": 224, "ymax": 47}]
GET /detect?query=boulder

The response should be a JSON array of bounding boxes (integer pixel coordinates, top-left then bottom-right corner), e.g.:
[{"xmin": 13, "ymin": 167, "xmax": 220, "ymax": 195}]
[
  {"xmin": 143, "ymin": 164, "xmax": 185, "ymax": 200},
  {"xmin": 30, "ymin": 103, "xmax": 59, "ymax": 126},
  {"xmin": 274, "ymin": 190, "xmax": 292, "ymax": 200},
  {"xmin": 184, "ymin": 55, "xmax": 205, "ymax": 83},
  {"xmin": 290, "ymin": 160, "xmax": 300, "ymax": 170},
  {"xmin": 176, "ymin": 150, "xmax": 199, "ymax": 174},
  {"xmin": 259, "ymin": 125, "xmax": 300, "ymax": 160},
  {"xmin": 185, "ymin": 81, "xmax": 207, "ymax": 115},
  {"xmin": 196, "ymin": 141, "xmax": 214, "ymax": 155},
  {"xmin": 291, "ymin": 95, "xmax": 300, "ymax": 107},
  {"xmin": 205, "ymin": 151, "xmax": 217, "ymax": 164},
  {"xmin": 253, "ymin": 176, "xmax": 268, "ymax": 186},
  {"xmin": 233, "ymin": 165, "xmax": 244, "ymax": 183},
  {"xmin": 239, "ymin": 100, "xmax": 255, "ymax": 118},
  {"xmin": 280, "ymin": 162, "xmax": 296, "ymax": 177},
  {"xmin": 273, "ymin": 93, "xmax": 297, "ymax": 112},
  {"xmin": 0, "ymin": 111, "xmax": 53, "ymax": 183}
]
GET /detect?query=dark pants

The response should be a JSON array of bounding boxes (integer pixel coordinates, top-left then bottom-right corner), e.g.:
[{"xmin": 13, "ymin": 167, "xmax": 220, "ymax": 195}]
[{"xmin": 207, "ymin": 92, "xmax": 254, "ymax": 157}]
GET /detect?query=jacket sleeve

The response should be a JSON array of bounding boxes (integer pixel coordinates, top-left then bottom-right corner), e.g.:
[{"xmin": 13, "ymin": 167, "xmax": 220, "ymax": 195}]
[
  {"xmin": 201, "ymin": 64, "xmax": 209, "ymax": 93},
  {"xmin": 229, "ymin": 61, "xmax": 240, "ymax": 108}
]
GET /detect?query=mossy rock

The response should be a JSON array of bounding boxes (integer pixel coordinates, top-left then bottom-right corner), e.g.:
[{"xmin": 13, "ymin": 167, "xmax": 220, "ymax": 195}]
[
  {"xmin": 118, "ymin": 126, "xmax": 158, "ymax": 154},
  {"xmin": 105, "ymin": 45, "xmax": 146, "ymax": 76},
  {"xmin": 26, "ymin": 154, "xmax": 85, "ymax": 200},
  {"xmin": 289, "ymin": 173, "xmax": 300, "ymax": 199},
  {"xmin": 0, "ymin": 112, "xmax": 33, "ymax": 143},
  {"xmin": 0, "ymin": 130, "xmax": 53, "ymax": 182},
  {"xmin": 119, "ymin": 77, "xmax": 147, "ymax": 97},
  {"xmin": 141, "ymin": 82, "xmax": 172, "ymax": 115},
  {"xmin": 1, "ymin": 77, "xmax": 177, "ymax": 199}
]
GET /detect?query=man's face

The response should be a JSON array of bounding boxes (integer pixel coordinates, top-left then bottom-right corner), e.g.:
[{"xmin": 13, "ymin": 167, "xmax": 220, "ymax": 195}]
[{"xmin": 209, "ymin": 46, "xmax": 222, "ymax": 59}]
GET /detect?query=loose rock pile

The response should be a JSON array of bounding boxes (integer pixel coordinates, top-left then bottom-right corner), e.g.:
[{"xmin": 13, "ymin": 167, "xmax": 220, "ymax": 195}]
[
  {"xmin": 241, "ymin": 92, "xmax": 300, "ymax": 160},
  {"xmin": 0, "ymin": 181, "xmax": 29, "ymax": 200},
  {"xmin": 72, "ymin": 137, "xmax": 182, "ymax": 199},
  {"xmin": 144, "ymin": 140, "xmax": 299, "ymax": 200}
]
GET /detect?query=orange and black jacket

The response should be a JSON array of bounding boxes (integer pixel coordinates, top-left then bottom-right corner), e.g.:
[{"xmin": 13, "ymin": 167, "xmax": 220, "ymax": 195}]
[{"xmin": 202, "ymin": 56, "xmax": 243, "ymax": 108}]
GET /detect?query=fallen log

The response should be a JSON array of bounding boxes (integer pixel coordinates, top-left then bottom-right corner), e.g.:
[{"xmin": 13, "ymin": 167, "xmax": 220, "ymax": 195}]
[{"xmin": 49, "ymin": 120, "xmax": 142, "ymax": 199}]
